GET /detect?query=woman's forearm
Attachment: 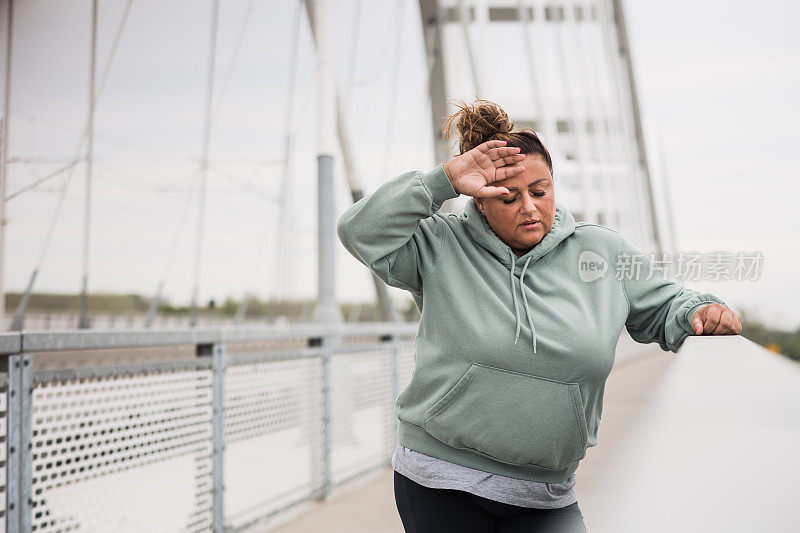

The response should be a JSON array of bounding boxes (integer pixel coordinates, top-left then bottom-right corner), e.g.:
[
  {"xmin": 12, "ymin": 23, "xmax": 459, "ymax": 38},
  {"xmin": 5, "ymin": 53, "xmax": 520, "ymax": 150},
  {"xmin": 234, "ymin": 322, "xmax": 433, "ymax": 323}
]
[{"xmin": 336, "ymin": 165, "xmax": 459, "ymax": 292}]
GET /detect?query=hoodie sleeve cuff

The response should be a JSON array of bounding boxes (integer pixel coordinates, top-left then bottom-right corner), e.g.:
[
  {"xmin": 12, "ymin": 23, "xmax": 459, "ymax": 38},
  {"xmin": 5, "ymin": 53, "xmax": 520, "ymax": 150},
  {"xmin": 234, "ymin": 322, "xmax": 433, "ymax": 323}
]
[
  {"xmin": 419, "ymin": 164, "xmax": 459, "ymax": 209},
  {"xmin": 681, "ymin": 293, "xmax": 729, "ymax": 334}
]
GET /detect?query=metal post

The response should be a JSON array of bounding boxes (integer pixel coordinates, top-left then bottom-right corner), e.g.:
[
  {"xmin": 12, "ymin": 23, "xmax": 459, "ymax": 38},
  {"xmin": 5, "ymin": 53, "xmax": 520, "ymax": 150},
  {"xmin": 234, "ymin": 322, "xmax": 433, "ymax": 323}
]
[
  {"xmin": 273, "ymin": 1, "xmax": 303, "ymax": 310},
  {"xmin": 573, "ymin": 1, "xmax": 620, "ymax": 230},
  {"xmin": 0, "ymin": 0, "xmax": 13, "ymax": 328},
  {"xmin": 78, "ymin": 0, "xmax": 98, "ymax": 329},
  {"xmin": 4, "ymin": 353, "xmax": 19, "ymax": 532},
  {"xmin": 190, "ymin": 0, "xmax": 220, "ymax": 327},
  {"xmin": 4, "ymin": 351, "xmax": 34, "ymax": 532},
  {"xmin": 303, "ymin": 0, "xmax": 398, "ymax": 323},
  {"xmin": 309, "ymin": 332, "xmax": 332, "ymax": 500},
  {"xmin": 144, "ymin": 279, "xmax": 163, "ymax": 328},
  {"xmin": 552, "ymin": 4, "xmax": 594, "ymax": 222},
  {"xmin": 311, "ymin": 0, "xmax": 342, "ymax": 324},
  {"xmin": 387, "ymin": 334, "xmax": 400, "ymax": 460},
  {"xmin": 306, "ymin": 335, "xmax": 323, "ymax": 498},
  {"xmin": 210, "ymin": 342, "xmax": 226, "ymax": 532},
  {"xmin": 10, "ymin": 268, "xmax": 37, "ymax": 330},
  {"xmin": 456, "ymin": 0, "xmax": 482, "ymax": 96},
  {"xmin": 418, "ymin": 0, "xmax": 459, "ymax": 214},
  {"xmin": 518, "ymin": 3, "xmax": 562, "ymax": 162},
  {"xmin": 609, "ymin": 0, "xmax": 662, "ymax": 254}
]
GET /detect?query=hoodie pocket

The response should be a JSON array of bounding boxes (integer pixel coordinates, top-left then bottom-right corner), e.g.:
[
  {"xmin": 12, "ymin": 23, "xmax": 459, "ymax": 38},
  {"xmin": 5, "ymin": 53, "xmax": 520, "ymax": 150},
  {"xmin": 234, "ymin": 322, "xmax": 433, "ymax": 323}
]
[{"xmin": 423, "ymin": 362, "xmax": 589, "ymax": 471}]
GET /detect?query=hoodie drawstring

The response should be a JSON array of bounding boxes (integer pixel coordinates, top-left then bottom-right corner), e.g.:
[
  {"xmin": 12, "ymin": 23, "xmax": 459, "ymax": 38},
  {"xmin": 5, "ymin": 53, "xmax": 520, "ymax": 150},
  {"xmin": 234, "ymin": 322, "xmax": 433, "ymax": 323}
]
[
  {"xmin": 509, "ymin": 252, "xmax": 537, "ymax": 353},
  {"xmin": 510, "ymin": 255, "xmax": 521, "ymax": 344}
]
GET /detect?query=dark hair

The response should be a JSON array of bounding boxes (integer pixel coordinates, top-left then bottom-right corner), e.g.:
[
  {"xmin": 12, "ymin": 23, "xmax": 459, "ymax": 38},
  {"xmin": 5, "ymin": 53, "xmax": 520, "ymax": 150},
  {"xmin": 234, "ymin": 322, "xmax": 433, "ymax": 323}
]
[{"xmin": 441, "ymin": 97, "xmax": 554, "ymax": 177}]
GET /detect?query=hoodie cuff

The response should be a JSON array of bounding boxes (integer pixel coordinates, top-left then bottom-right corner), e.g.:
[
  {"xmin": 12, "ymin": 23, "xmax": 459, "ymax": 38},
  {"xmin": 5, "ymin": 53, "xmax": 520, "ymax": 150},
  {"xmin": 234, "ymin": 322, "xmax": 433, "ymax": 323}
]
[
  {"xmin": 420, "ymin": 165, "xmax": 459, "ymax": 209},
  {"xmin": 682, "ymin": 293, "xmax": 729, "ymax": 334}
]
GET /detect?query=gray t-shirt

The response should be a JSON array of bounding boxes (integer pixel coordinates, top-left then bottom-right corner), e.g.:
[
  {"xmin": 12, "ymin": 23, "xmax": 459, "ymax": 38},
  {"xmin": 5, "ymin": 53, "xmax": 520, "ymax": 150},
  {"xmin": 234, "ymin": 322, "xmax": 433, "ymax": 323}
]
[{"xmin": 391, "ymin": 442, "xmax": 577, "ymax": 509}]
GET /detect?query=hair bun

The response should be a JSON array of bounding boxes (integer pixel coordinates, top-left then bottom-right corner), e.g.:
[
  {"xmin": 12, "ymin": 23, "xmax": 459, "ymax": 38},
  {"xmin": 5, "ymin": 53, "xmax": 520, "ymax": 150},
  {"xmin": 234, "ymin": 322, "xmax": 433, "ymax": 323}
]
[{"xmin": 442, "ymin": 98, "xmax": 515, "ymax": 154}]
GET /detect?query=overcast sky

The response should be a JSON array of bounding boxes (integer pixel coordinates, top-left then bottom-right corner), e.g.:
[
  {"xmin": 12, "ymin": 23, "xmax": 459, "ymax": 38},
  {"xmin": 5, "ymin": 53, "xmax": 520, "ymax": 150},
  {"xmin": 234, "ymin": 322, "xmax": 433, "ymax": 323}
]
[{"xmin": 3, "ymin": 0, "xmax": 799, "ymax": 329}]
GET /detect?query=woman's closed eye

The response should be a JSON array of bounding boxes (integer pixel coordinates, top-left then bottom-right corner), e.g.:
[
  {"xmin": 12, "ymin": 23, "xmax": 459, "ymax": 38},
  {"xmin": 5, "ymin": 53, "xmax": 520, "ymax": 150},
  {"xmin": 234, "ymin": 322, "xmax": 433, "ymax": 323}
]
[{"xmin": 503, "ymin": 191, "xmax": 546, "ymax": 204}]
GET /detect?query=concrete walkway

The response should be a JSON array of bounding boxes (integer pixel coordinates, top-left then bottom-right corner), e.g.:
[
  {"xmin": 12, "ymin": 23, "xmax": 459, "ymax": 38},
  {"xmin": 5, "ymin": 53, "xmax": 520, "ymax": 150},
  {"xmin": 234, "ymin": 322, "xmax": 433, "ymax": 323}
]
[{"xmin": 579, "ymin": 336, "xmax": 800, "ymax": 532}]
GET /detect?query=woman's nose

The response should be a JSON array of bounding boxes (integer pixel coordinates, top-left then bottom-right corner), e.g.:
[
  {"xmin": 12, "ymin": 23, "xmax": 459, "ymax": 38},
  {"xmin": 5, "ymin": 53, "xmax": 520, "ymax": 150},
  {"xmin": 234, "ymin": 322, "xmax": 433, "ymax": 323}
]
[{"xmin": 520, "ymin": 193, "xmax": 536, "ymax": 214}]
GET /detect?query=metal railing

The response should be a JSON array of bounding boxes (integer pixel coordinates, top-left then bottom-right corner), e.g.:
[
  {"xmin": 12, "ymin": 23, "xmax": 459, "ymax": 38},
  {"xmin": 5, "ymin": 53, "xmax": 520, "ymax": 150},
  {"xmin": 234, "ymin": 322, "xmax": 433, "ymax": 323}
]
[{"xmin": 0, "ymin": 322, "xmax": 419, "ymax": 532}]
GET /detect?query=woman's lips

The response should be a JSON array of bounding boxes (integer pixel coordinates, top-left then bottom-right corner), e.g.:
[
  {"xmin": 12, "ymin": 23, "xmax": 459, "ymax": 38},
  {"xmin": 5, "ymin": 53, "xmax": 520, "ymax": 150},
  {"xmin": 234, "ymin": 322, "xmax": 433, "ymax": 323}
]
[{"xmin": 519, "ymin": 221, "xmax": 540, "ymax": 230}]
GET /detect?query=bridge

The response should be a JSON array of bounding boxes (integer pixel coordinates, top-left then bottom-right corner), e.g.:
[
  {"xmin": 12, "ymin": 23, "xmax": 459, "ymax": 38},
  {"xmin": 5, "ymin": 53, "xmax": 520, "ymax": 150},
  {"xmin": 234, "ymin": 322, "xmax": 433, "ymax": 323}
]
[{"xmin": 0, "ymin": 0, "xmax": 794, "ymax": 531}]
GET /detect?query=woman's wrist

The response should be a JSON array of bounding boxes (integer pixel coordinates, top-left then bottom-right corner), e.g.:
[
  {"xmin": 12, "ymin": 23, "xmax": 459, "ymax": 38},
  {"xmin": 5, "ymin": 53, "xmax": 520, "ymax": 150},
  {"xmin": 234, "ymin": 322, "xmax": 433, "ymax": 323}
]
[{"xmin": 442, "ymin": 161, "xmax": 457, "ymax": 188}]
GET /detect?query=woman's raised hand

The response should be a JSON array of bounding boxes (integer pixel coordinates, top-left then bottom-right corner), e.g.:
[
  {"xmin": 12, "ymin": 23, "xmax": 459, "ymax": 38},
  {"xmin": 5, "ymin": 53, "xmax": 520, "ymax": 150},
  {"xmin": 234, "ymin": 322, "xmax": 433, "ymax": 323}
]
[{"xmin": 443, "ymin": 140, "xmax": 527, "ymax": 198}]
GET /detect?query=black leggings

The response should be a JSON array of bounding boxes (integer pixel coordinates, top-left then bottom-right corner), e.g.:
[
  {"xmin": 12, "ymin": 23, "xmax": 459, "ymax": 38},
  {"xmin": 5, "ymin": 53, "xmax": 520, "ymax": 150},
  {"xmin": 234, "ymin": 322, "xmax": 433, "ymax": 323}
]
[{"xmin": 394, "ymin": 470, "xmax": 588, "ymax": 533}]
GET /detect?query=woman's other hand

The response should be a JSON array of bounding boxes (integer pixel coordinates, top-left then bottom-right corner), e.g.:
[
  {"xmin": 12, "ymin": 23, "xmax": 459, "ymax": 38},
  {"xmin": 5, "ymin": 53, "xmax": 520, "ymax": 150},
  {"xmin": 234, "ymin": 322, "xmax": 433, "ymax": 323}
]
[
  {"xmin": 691, "ymin": 303, "xmax": 742, "ymax": 335},
  {"xmin": 443, "ymin": 140, "xmax": 527, "ymax": 198}
]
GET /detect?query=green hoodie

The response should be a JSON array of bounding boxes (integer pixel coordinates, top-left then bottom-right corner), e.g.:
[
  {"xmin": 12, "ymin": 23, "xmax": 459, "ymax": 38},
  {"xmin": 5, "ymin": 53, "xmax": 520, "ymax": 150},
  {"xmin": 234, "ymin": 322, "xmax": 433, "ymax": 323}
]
[{"xmin": 337, "ymin": 164, "xmax": 728, "ymax": 482}]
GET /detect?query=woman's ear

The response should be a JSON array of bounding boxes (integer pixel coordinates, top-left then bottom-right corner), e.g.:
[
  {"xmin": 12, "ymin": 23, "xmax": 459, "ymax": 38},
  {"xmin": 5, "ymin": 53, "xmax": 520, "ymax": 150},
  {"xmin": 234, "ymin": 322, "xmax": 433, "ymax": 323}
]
[{"xmin": 475, "ymin": 198, "xmax": 486, "ymax": 216}]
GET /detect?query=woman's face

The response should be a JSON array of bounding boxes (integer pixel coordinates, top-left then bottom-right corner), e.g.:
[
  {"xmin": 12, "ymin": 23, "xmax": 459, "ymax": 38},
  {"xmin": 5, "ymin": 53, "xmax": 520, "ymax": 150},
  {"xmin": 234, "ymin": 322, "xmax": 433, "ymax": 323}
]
[{"xmin": 475, "ymin": 155, "xmax": 555, "ymax": 257}]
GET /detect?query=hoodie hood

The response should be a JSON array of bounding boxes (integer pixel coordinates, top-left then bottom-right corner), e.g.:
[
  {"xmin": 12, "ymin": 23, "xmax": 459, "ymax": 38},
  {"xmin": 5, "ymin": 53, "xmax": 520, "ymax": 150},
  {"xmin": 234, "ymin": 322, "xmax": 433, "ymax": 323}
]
[{"xmin": 461, "ymin": 199, "xmax": 577, "ymax": 352}]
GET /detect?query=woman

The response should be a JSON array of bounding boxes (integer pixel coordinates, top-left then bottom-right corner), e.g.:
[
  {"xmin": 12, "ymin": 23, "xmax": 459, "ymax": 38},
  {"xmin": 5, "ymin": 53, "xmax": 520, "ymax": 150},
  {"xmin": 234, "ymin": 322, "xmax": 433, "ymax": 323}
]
[{"xmin": 336, "ymin": 99, "xmax": 741, "ymax": 532}]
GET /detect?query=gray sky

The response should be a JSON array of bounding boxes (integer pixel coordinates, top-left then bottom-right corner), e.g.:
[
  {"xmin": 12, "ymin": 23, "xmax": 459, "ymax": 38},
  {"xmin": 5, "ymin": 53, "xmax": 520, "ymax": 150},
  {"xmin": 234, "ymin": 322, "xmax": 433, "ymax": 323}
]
[{"xmin": 3, "ymin": 0, "xmax": 799, "ymax": 329}]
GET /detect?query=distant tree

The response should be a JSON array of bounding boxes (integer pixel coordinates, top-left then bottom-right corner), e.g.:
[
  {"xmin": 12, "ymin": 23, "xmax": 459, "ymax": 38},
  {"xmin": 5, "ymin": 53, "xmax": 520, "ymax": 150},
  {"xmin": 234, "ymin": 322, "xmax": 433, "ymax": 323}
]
[
  {"xmin": 740, "ymin": 307, "xmax": 800, "ymax": 362},
  {"xmin": 220, "ymin": 297, "xmax": 239, "ymax": 316}
]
